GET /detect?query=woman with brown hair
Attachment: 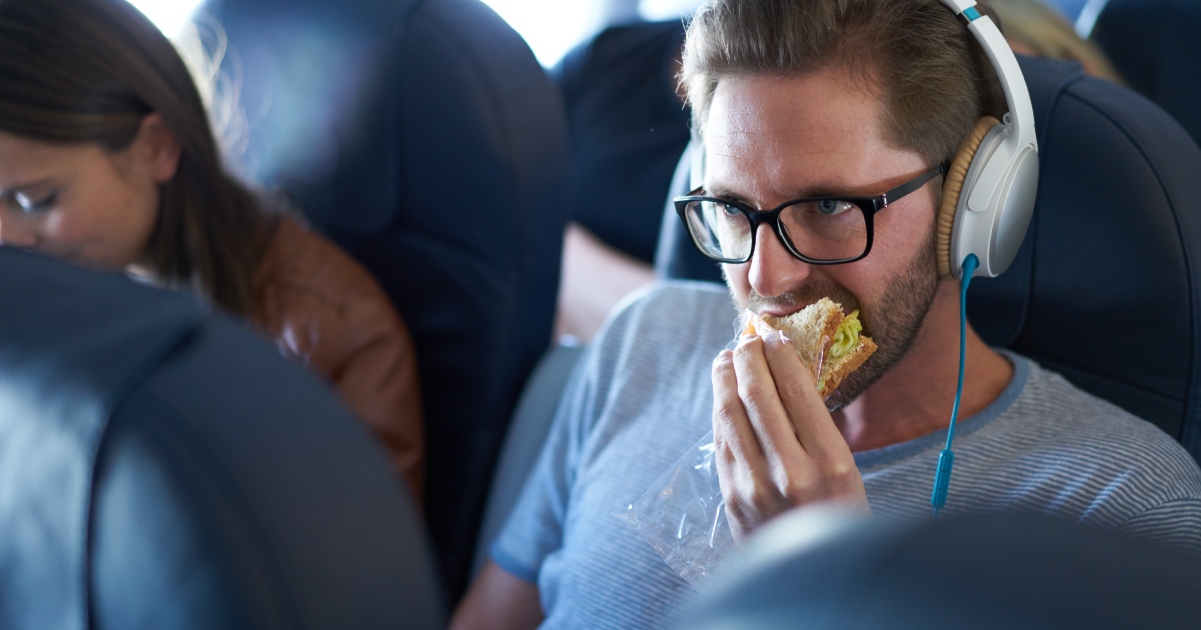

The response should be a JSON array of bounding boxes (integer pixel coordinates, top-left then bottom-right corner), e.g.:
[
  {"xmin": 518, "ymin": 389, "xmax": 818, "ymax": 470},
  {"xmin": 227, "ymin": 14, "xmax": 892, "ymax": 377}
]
[{"xmin": 0, "ymin": 0, "xmax": 424, "ymax": 498}]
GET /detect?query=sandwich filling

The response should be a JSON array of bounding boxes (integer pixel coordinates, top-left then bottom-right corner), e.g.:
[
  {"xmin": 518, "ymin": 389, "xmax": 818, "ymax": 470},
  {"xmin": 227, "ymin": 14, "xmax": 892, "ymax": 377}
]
[{"xmin": 830, "ymin": 311, "xmax": 862, "ymax": 359}]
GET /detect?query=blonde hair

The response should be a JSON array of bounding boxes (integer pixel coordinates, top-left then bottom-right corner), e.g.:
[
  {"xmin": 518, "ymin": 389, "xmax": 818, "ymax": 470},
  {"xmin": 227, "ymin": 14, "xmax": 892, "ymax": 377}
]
[
  {"xmin": 170, "ymin": 13, "xmax": 252, "ymax": 173},
  {"xmin": 989, "ymin": 0, "xmax": 1124, "ymax": 84},
  {"xmin": 681, "ymin": 0, "xmax": 1007, "ymax": 169}
]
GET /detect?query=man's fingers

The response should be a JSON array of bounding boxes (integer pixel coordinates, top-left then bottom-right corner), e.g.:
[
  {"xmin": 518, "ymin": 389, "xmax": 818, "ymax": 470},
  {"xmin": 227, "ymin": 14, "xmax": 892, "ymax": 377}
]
[
  {"xmin": 715, "ymin": 338, "xmax": 870, "ymax": 539},
  {"xmin": 761, "ymin": 332, "xmax": 850, "ymax": 458},
  {"xmin": 711, "ymin": 349, "xmax": 768, "ymax": 472},
  {"xmin": 731, "ymin": 335, "xmax": 806, "ymax": 462}
]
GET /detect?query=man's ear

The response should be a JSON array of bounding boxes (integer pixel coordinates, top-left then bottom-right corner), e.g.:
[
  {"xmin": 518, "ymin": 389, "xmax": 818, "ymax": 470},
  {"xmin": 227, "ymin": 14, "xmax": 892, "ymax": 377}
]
[{"xmin": 133, "ymin": 112, "xmax": 183, "ymax": 184}]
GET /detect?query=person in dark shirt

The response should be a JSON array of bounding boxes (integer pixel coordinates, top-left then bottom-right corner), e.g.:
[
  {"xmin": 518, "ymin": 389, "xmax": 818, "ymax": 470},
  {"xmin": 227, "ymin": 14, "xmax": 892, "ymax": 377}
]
[{"xmin": 550, "ymin": 21, "xmax": 692, "ymax": 342}]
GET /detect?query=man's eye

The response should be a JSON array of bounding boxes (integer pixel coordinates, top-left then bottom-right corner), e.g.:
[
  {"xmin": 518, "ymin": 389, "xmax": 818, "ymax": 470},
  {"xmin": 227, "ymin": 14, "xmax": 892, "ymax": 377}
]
[
  {"xmin": 13, "ymin": 192, "xmax": 56, "ymax": 213},
  {"xmin": 720, "ymin": 203, "xmax": 740, "ymax": 217},
  {"xmin": 816, "ymin": 199, "xmax": 853, "ymax": 216}
]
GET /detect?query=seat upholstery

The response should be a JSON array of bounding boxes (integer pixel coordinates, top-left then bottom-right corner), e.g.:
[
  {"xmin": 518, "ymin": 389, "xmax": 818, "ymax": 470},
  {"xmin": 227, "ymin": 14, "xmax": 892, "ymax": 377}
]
[
  {"xmin": 1092, "ymin": 0, "xmax": 1201, "ymax": 148},
  {"xmin": 654, "ymin": 141, "xmax": 724, "ymax": 284},
  {"xmin": 676, "ymin": 510, "xmax": 1201, "ymax": 629},
  {"xmin": 470, "ymin": 343, "xmax": 585, "ymax": 579},
  {"xmin": 213, "ymin": 0, "xmax": 571, "ymax": 597},
  {"xmin": 0, "ymin": 249, "xmax": 443, "ymax": 630},
  {"xmin": 656, "ymin": 55, "xmax": 1201, "ymax": 461}
]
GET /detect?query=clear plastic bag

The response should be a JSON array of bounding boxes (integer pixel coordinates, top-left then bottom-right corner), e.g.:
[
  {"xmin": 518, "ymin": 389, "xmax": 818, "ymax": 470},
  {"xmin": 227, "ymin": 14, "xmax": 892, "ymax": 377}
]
[
  {"xmin": 618, "ymin": 310, "xmax": 832, "ymax": 585},
  {"xmin": 617, "ymin": 429, "xmax": 731, "ymax": 586}
]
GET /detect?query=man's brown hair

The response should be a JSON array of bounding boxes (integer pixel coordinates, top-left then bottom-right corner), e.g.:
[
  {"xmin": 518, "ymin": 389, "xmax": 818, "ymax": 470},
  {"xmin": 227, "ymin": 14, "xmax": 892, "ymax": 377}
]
[{"xmin": 681, "ymin": 0, "xmax": 1007, "ymax": 168}]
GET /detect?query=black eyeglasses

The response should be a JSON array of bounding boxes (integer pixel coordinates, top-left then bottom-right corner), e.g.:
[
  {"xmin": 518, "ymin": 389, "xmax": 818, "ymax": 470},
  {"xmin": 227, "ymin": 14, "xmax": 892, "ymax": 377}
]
[{"xmin": 673, "ymin": 164, "xmax": 946, "ymax": 265}]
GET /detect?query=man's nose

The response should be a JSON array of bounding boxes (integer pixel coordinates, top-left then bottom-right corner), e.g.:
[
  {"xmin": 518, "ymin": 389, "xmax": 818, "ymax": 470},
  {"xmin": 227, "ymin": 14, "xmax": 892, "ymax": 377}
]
[
  {"xmin": 748, "ymin": 222, "xmax": 811, "ymax": 298},
  {"xmin": 0, "ymin": 213, "xmax": 40, "ymax": 249}
]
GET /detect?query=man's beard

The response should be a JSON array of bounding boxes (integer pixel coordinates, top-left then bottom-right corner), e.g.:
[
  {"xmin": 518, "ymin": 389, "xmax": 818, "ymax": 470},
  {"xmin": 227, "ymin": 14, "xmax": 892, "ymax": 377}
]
[{"xmin": 736, "ymin": 229, "xmax": 940, "ymax": 411}]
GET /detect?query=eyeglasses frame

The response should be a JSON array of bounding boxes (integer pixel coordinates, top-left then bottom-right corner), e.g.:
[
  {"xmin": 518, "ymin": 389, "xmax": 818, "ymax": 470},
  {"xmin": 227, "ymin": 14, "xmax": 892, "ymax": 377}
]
[{"xmin": 673, "ymin": 164, "xmax": 948, "ymax": 265}]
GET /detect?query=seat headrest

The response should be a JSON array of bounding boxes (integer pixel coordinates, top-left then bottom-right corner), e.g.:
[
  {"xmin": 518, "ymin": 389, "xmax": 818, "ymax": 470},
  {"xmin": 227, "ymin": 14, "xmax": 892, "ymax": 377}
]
[
  {"xmin": 967, "ymin": 56, "xmax": 1201, "ymax": 458},
  {"xmin": 657, "ymin": 56, "xmax": 1201, "ymax": 459},
  {"xmin": 1092, "ymin": 0, "xmax": 1201, "ymax": 147},
  {"xmin": 677, "ymin": 511, "xmax": 1201, "ymax": 629},
  {"xmin": 215, "ymin": 0, "xmax": 572, "ymax": 596},
  {"xmin": 0, "ymin": 249, "xmax": 443, "ymax": 629}
]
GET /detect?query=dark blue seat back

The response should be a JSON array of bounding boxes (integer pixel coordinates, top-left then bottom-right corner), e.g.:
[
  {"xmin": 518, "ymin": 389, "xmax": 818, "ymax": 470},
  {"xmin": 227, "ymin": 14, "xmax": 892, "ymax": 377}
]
[
  {"xmin": 654, "ymin": 141, "xmax": 724, "ymax": 284},
  {"xmin": 1091, "ymin": 0, "xmax": 1201, "ymax": 147},
  {"xmin": 0, "ymin": 249, "xmax": 442, "ymax": 630},
  {"xmin": 213, "ymin": 0, "xmax": 571, "ymax": 596},
  {"xmin": 676, "ymin": 511, "xmax": 1201, "ymax": 629},
  {"xmin": 657, "ymin": 56, "xmax": 1201, "ymax": 461}
]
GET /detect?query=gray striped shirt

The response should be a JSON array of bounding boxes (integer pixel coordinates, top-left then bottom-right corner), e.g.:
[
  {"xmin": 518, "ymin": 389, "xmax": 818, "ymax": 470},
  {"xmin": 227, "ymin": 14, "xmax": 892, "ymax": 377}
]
[{"xmin": 493, "ymin": 282, "xmax": 1201, "ymax": 630}]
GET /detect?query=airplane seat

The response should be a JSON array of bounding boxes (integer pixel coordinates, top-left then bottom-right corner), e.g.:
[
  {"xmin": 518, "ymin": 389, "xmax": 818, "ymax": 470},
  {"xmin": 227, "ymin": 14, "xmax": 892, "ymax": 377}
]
[
  {"xmin": 675, "ymin": 510, "xmax": 1201, "ymax": 629},
  {"xmin": 656, "ymin": 55, "xmax": 1201, "ymax": 462},
  {"xmin": 1091, "ymin": 0, "xmax": 1201, "ymax": 148},
  {"xmin": 0, "ymin": 249, "xmax": 443, "ymax": 629},
  {"xmin": 654, "ymin": 141, "xmax": 725, "ymax": 284},
  {"xmin": 471, "ymin": 342, "xmax": 585, "ymax": 578},
  {"xmin": 212, "ymin": 0, "xmax": 571, "ymax": 598}
]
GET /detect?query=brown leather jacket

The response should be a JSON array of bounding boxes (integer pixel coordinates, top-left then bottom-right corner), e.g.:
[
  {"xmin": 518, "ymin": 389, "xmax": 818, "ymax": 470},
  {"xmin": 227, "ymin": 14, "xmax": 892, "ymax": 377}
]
[{"xmin": 249, "ymin": 217, "xmax": 423, "ymax": 498}]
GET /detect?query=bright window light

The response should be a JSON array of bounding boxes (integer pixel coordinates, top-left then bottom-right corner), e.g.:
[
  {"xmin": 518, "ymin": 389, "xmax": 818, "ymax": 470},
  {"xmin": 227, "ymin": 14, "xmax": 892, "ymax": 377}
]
[
  {"xmin": 127, "ymin": 0, "xmax": 205, "ymax": 37},
  {"xmin": 640, "ymin": 0, "xmax": 704, "ymax": 21},
  {"xmin": 479, "ymin": 0, "xmax": 601, "ymax": 67}
]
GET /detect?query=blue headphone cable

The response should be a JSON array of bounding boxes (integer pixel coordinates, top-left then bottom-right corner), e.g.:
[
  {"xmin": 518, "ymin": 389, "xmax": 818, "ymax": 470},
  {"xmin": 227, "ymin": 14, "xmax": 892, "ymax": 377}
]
[{"xmin": 931, "ymin": 253, "xmax": 980, "ymax": 517}]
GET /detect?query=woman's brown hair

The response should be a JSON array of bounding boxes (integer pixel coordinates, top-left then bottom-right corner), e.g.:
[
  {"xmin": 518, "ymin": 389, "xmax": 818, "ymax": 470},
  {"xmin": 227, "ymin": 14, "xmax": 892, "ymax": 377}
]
[{"xmin": 0, "ymin": 0, "xmax": 268, "ymax": 314}]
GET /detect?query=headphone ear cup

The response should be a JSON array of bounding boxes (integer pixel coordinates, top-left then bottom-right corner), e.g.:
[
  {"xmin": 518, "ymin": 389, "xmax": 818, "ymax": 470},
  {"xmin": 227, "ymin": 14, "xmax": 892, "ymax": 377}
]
[{"xmin": 936, "ymin": 116, "xmax": 1002, "ymax": 279}]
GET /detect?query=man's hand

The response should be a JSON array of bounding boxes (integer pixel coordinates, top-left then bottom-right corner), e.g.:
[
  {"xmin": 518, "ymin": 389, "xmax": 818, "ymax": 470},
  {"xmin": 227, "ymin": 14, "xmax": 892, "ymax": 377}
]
[{"xmin": 712, "ymin": 330, "xmax": 869, "ymax": 542}]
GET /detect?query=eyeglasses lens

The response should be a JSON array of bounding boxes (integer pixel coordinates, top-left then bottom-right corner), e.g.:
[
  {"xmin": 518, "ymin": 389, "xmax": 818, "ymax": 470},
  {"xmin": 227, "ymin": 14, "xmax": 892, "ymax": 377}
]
[
  {"xmin": 686, "ymin": 200, "xmax": 752, "ymax": 261},
  {"xmin": 686, "ymin": 199, "xmax": 867, "ymax": 262},
  {"xmin": 779, "ymin": 200, "xmax": 867, "ymax": 261}
]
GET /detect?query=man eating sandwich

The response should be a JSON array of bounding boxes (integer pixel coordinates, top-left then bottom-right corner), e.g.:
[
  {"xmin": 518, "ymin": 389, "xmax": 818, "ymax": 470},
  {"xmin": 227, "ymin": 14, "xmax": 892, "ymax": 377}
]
[{"xmin": 453, "ymin": 1, "xmax": 1201, "ymax": 629}]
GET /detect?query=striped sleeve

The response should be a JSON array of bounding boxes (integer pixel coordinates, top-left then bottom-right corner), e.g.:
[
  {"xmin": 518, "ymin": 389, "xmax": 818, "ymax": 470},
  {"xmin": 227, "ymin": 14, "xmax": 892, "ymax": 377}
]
[{"xmin": 1115, "ymin": 498, "xmax": 1201, "ymax": 553}]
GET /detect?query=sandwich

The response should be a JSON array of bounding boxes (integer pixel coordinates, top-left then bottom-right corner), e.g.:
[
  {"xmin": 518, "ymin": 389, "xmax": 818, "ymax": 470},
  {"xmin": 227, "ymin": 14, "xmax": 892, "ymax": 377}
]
[{"xmin": 743, "ymin": 297, "xmax": 877, "ymax": 398}]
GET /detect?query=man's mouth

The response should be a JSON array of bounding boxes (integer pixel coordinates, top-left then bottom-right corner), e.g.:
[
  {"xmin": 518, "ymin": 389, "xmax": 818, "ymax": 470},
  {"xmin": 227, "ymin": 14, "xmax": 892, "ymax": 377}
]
[
  {"xmin": 748, "ymin": 282, "xmax": 861, "ymax": 320},
  {"xmin": 755, "ymin": 299, "xmax": 848, "ymax": 319},
  {"xmin": 751, "ymin": 295, "xmax": 808, "ymax": 318},
  {"xmin": 756, "ymin": 304, "xmax": 805, "ymax": 318}
]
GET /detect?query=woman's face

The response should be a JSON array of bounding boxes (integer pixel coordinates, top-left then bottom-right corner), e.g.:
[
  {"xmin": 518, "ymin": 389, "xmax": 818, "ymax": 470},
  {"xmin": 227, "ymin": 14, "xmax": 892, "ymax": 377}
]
[{"xmin": 0, "ymin": 114, "xmax": 180, "ymax": 272}]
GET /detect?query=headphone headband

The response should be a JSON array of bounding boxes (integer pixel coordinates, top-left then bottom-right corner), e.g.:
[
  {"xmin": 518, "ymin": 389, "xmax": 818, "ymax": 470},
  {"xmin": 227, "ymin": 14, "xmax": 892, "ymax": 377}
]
[{"xmin": 940, "ymin": 0, "xmax": 1037, "ymax": 152}]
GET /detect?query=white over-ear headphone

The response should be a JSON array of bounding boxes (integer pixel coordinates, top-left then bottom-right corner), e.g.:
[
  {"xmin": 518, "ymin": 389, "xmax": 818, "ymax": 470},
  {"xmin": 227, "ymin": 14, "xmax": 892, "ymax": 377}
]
[
  {"xmin": 937, "ymin": 0, "xmax": 1039, "ymax": 280},
  {"xmin": 687, "ymin": 0, "xmax": 1038, "ymax": 281}
]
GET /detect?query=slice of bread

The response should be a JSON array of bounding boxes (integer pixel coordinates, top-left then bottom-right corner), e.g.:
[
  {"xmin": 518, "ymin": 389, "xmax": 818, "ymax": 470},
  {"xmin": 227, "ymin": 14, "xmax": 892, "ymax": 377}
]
[
  {"xmin": 760, "ymin": 298, "xmax": 843, "ymax": 374},
  {"xmin": 755, "ymin": 298, "xmax": 876, "ymax": 398}
]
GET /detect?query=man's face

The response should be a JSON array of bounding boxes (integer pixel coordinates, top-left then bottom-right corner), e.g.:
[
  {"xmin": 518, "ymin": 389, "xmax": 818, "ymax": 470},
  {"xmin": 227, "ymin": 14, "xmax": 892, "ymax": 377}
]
[{"xmin": 705, "ymin": 68, "xmax": 941, "ymax": 407}]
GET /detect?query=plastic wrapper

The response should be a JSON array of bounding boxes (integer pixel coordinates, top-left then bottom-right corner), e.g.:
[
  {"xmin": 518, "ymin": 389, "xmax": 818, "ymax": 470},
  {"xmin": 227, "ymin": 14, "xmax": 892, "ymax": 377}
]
[
  {"xmin": 618, "ymin": 310, "xmax": 832, "ymax": 585},
  {"xmin": 617, "ymin": 429, "xmax": 731, "ymax": 585}
]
